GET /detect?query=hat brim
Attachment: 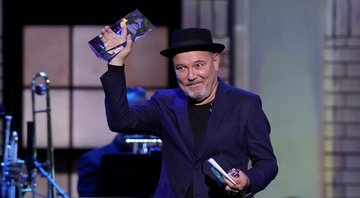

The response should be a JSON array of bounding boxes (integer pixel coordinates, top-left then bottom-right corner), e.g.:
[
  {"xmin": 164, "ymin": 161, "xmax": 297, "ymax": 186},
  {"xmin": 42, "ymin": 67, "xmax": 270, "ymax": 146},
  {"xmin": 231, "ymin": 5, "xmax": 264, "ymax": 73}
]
[{"xmin": 160, "ymin": 43, "xmax": 225, "ymax": 58}]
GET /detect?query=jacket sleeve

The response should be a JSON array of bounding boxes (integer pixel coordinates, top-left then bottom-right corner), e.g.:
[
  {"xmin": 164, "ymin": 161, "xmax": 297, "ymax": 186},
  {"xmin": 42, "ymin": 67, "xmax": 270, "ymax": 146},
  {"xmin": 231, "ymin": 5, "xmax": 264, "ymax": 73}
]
[
  {"xmin": 100, "ymin": 65, "xmax": 161, "ymax": 136},
  {"xmin": 245, "ymin": 95, "xmax": 278, "ymax": 194}
]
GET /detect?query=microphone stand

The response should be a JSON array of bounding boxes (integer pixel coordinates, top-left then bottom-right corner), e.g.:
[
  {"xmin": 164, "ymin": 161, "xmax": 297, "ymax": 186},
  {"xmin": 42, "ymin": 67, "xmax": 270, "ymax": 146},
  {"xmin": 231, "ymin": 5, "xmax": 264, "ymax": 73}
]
[{"xmin": 33, "ymin": 160, "xmax": 70, "ymax": 198}]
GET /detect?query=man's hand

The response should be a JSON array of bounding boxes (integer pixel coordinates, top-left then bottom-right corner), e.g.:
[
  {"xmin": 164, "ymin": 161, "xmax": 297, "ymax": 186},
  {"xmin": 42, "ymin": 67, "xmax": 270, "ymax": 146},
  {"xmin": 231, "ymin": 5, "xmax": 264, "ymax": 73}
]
[
  {"xmin": 99, "ymin": 22, "xmax": 133, "ymax": 66},
  {"xmin": 224, "ymin": 168, "xmax": 250, "ymax": 195}
]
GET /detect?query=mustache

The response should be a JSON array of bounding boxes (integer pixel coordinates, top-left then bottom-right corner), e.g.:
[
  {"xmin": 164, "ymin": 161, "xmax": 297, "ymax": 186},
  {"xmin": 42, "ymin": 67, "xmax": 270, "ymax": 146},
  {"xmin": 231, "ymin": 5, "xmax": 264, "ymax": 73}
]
[{"xmin": 186, "ymin": 81, "xmax": 202, "ymax": 86}]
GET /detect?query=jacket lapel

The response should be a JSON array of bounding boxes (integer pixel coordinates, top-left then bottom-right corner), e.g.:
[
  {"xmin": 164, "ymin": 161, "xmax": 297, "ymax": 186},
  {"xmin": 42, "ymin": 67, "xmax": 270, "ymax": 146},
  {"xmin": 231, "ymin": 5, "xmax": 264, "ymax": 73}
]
[
  {"xmin": 173, "ymin": 96, "xmax": 197, "ymax": 160},
  {"xmin": 197, "ymin": 80, "xmax": 230, "ymax": 158}
]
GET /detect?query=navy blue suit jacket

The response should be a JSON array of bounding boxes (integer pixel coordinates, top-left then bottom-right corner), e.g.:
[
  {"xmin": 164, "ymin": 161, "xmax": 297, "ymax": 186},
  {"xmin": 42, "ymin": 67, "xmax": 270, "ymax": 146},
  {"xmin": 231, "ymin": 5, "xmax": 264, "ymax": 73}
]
[{"xmin": 101, "ymin": 67, "xmax": 278, "ymax": 198}]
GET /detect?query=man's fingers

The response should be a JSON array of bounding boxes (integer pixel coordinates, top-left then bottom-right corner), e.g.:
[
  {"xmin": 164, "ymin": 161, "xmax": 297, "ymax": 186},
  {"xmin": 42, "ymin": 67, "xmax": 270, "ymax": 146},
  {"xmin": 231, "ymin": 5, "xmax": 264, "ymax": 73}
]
[
  {"xmin": 120, "ymin": 21, "xmax": 128, "ymax": 40},
  {"xmin": 99, "ymin": 23, "xmax": 130, "ymax": 51},
  {"xmin": 225, "ymin": 185, "xmax": 239, "ymax": 194}
]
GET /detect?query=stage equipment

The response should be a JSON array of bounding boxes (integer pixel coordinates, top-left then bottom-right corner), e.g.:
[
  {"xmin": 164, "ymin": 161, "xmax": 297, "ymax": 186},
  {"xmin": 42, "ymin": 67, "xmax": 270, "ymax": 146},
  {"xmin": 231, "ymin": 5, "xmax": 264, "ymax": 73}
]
[
  {"xmin": 26, "ymin": 72, "xmax": 69, "ymax": 198},
  {"xmin": 1, "ymin": 116, "xmax": 21, "ymax": 198},
  {"xmin": 124, "ymin": 135, "xmax": 162, "ymax": 154}
]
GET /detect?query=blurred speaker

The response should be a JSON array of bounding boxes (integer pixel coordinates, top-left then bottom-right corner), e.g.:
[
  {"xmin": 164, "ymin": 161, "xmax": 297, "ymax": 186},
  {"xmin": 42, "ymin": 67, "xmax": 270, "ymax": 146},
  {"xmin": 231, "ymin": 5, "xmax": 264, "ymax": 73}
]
[{"xmin": 98, "ymin": 153, "xmax": 162, "ymax": 197}]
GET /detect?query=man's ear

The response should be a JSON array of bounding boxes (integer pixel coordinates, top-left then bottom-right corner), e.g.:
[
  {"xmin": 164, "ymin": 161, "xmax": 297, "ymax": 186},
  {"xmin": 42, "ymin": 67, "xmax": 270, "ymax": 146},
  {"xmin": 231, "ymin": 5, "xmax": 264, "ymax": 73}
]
[{"xmin": 213, "ymin": 53, "xmax": 220, "ymax": 71}]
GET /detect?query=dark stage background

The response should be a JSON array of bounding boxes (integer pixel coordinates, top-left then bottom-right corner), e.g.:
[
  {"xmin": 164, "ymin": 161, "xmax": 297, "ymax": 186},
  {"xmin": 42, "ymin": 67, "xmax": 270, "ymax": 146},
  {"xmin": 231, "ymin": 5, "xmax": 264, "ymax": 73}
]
[{"xmin": 2, "ymin": 0, "xmax": 181, "ymax": 196}]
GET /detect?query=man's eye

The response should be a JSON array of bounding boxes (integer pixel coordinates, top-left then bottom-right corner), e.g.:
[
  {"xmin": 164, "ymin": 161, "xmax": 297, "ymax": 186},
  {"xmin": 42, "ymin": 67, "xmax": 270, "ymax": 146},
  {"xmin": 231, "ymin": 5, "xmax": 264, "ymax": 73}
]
[
  {"xmin": 195, "ymin": 63, "xmax": 204, "ymax": 68},
  {"xmin": 175, "ymin": 66, "xmax": 184, "ymax": 71}
]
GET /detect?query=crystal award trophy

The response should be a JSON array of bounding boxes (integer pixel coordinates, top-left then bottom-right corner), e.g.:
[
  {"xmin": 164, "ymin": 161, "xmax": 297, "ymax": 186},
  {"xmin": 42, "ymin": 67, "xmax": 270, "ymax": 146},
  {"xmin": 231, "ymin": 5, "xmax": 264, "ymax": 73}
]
[{"xmin": 88, "ymin": 9, "xmax": 155, "ymax": 61}]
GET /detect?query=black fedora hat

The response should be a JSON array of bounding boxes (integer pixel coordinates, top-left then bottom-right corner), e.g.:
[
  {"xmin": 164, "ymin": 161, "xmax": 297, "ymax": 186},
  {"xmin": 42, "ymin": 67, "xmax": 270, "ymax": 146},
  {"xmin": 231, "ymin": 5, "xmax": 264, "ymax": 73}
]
[{"xmin": 160, "ymin": 28, "xmax": 225, "ymax": 58}]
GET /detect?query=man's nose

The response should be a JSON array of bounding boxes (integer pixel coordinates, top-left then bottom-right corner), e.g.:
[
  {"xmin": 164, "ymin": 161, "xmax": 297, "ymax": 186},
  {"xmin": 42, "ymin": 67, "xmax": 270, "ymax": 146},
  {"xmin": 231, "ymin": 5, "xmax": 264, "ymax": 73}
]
[{"xmin": 187, "ymin": 68, "xmax": 197, "ymax": 81}]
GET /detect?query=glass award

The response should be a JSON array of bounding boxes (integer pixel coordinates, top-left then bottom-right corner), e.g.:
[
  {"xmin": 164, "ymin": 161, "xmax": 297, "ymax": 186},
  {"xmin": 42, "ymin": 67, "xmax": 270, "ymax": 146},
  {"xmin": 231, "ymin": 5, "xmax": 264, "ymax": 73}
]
[{"xmin": 88, "ymin": 9, "xmax": 155, "ymax": 61}]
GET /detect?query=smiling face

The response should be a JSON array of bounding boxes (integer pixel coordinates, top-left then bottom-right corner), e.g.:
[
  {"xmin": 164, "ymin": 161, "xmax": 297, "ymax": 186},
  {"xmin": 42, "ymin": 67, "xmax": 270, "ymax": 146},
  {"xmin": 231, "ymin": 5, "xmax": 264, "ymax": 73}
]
[{"xmin": 173, "ymin": 51, "xmax": 220, "ymax": 105}]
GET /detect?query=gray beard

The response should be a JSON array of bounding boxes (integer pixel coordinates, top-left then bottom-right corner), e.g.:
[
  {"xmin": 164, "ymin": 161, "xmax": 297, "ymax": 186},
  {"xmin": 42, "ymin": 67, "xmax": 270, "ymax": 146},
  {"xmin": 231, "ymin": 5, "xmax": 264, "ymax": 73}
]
[{"xmin": 186, "ymin": 87, "xmax": 207, "ymax": 101}]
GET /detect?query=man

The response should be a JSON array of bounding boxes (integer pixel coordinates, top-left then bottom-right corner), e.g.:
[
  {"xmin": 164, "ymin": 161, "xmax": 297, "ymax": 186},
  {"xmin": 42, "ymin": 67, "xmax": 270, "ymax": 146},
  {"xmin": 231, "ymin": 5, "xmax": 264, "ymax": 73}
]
[
  {"xmin": 77, "ymin": 87, "xmax": 146, "ymax": 197},
  {"xmin": 99, "ymin": 22, "xmax": 278, "ymax": 197}
]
